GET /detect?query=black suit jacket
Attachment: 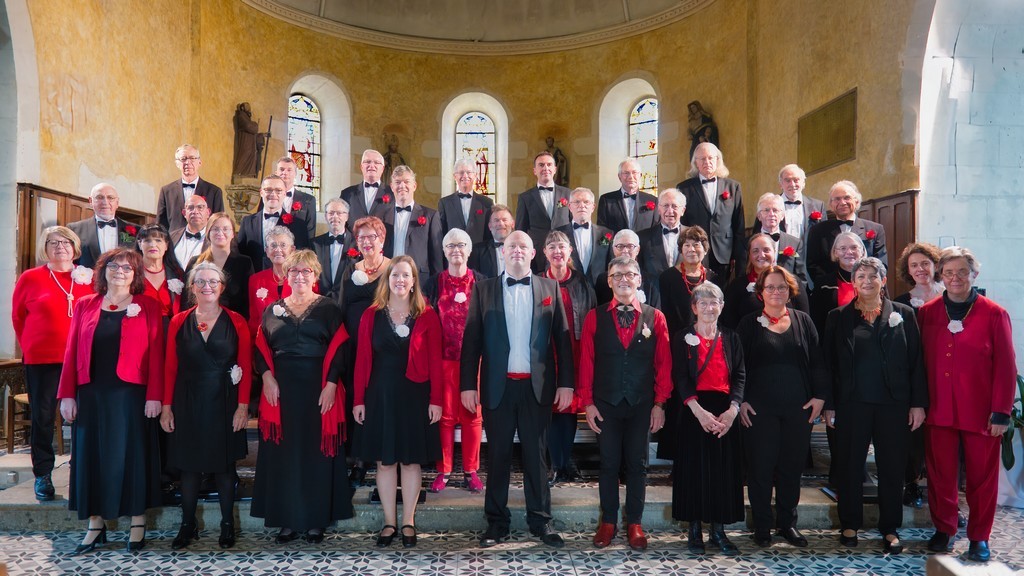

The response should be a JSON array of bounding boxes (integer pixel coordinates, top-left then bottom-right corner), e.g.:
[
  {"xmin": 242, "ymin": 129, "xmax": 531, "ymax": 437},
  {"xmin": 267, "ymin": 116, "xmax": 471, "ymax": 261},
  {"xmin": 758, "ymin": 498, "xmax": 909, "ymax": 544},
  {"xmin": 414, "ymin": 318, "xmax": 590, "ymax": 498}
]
[
  {"xmin": 555, "ymin": 222, "xmax": 612, "ymax": 289},
  {"xmin": 286, "ymin": 190, "xmax": 317, "ymax": 248},
  {"xmin": 476, "ymin": 242, "xmax": 503, "ymax": 278},
  {"xmin": 596, "ymin": 190, "xmax": 660, "ymax": 233},
  {"xmin": 637, "ymin": 225, "xmax": 680, "ymax": 287},
  {"xmin": 169, "ymin": 226, "xmax": 211, "ymax": 269},
  {"xmin": 340, "ymin": 182, "xmax": 392, "ymax": 230},
  {"xmin": 677, "ymin": 176, "xmax": 746, "ymax": 268},
  {"xmin": 236, "ymin": 211, "xmax": 310, "ymax": 273},
  {"xmin": 460, "ymin": 274, "xmax": 575, "ymax": 410},
  {"xmin": 157, "ymin": 178, "xmax": 225, "ymax": 231},
  {"xmin": 438, "ymin": 192, "xmax": 494, "ymax": 246},
  {"xmin": 748, "ymin": 230, "xmax": 809, "ymax": 285},
  {"xmin": 312, "ymin": 231, "xmax": 356, "ymax": 304},
  {"xmin": 515, "ymin": 184, "xmax": 573, "ymax": 271},
  {"xmin": 805, "ymin": 217, "xmax": 888, "ymax": 286},
  {"xmin": 68, "ymin": 216, "xmax": 137, "ymax": 269},
  {"xmin": 779, "ymin": 194, "xmax": 828, "ymax": 256},
  {"xmin": 382, "ymin": 203, "xmax": 443, "ymax": 278}
]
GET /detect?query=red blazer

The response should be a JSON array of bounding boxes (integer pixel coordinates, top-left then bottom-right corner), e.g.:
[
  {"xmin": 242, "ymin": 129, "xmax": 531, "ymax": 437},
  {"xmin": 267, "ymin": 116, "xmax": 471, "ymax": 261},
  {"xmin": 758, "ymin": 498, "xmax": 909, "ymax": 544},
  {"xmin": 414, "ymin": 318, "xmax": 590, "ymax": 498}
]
[
  {"xmin": 247, "ymin": 269, "xmax": 319, "ymax": 338},
  {"xmin": 163, "ymin": 306, "xmax": 252, "ymax": 406},
  {"xmin": 353, "ymin": 304, "xmax": 443, "ymax": 407},
  {"xmin": 57, "ymin": 293, "xmax": 164, "ymax": 402},
  {"xmin": 919, "ymin": 295, "xmax": 1016, "ymax": 434}
]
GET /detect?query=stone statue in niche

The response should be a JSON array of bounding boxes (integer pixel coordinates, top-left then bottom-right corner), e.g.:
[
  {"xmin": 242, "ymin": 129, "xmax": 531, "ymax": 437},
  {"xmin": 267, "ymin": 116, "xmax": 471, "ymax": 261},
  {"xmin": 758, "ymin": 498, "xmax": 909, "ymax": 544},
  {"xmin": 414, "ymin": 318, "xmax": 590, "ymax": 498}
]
[
  {"xmin": 687, "ymin": 100, "xmax": 719, "ymax": 158},
  {"xmin": 233, "ymin": 102, "xmax": 263, "ymax": 179},
  {"xmin": 545, "ymin": 136, "xmax": 569, "ymax": 187},
  {"xmin": 382, "ymin": 134, "xmax": 408, "ymax": 184}
]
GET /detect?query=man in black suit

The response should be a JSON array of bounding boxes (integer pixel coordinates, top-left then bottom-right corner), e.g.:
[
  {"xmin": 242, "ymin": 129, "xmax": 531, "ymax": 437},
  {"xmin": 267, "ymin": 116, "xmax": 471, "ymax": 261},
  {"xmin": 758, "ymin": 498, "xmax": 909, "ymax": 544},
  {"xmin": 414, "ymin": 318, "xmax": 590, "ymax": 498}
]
[
  {"xmin": 312, "ymin": 198, "xmax": 355, "ymax": 303},
  {"xmin": 753, "ymin": 193, "xmax": 809, "ymax": 284},
  {"xmin": 554, "ymin": 187, "xmax": 612, "ymax": 290},
  {"xmin": 460, "ymin": 230, "xmax": 575, "ymax": 548},
  {"xmin": 381, "ymin": 165, "xmax": 443, "ymax": 278},
  {"xmin": 339, "ymin": 149, "xmax": 392, "ymax": 230},
  {"xmin": 169, "ymin": 194, "xmax": 211, "ymax": 270},
  {"xmin": 476, "ymin": 204, "xmax": 514, "ymax": 278},
  {"xmin": 677, "ymin": 142, "xmax": 746, "ymax": 281},
  {"xmin": 515, "ymin": 152, "xmax": 572, "ymax": 272},
  {"xmin": 438, "ymin": 158, "xmax": 494, "ymax": 254},
  {"xmin": 157, "ymin": 144, "xmax": 225, "ymax": 231},
  {"xmin": 806, "ymin": 180, "xmax": 888, "ymax": 285},
  {"xmin": 777, "ymin": 164, "xmax": 827, "ymax": 256},
  {"xmin": 237, "ymin": 175, "xmax": 305, "ymax": 272},
  {"xmin": 274, "ymin": 156, "xmax": 316, "ymax": 248},
  {"xmin": 596, "ymin": 159, "xmax": 659, "ymax": 233},
  {"xmin": 68, "ymin": 183, "xmax": 138, "ymax": 269},
  {"xmin": 636, "ymin": 188, "xmax": 686, "ymax": 294}
]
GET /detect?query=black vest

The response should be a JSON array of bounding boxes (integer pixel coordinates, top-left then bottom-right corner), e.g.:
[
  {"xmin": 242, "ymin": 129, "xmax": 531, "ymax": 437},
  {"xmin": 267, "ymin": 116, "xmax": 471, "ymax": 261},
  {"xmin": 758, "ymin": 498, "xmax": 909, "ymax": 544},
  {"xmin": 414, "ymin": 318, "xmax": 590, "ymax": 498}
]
[{"xmin": 592, "ymin": 304, "xmax": 658, "ymax": 406}]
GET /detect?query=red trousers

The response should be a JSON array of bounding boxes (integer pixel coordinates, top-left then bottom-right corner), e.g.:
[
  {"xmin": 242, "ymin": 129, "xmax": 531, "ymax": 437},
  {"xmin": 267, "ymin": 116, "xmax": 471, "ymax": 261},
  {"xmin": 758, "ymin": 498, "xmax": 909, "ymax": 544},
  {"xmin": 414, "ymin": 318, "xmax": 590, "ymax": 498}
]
[
  {"xmin": 437, "ymin": 359, "xmax": 482, "ymax": 474},
  {"xmin": 926, "ymin": 424, "xmax": 1000, "ymax": 540}
]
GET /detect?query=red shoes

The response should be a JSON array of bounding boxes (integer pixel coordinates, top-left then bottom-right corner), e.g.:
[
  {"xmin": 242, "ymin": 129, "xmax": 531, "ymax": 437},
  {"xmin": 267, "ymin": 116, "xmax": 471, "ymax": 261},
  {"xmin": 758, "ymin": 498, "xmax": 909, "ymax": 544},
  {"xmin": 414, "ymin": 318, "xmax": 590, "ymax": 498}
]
[
  {"xmin": 593, "ymin": 522, "xmax": 616, "ymax": 548},
  {"xmin": 627, "ymin": 524, "xmax": 648, "ymax": 551}
]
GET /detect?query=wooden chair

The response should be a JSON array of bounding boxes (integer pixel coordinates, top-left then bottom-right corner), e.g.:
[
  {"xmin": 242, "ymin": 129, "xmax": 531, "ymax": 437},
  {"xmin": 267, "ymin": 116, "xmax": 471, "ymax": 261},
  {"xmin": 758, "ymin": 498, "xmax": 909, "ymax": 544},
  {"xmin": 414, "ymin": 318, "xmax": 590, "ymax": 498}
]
[{"xmin": 5, "ymin": 383, "xmax": 64, "ymax": 456}]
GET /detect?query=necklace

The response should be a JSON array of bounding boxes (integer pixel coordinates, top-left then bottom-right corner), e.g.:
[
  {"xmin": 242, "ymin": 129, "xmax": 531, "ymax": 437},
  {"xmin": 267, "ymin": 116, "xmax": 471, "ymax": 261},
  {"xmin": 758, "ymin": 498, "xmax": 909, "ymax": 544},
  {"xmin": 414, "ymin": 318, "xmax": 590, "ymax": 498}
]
[
  {"xmin": 682, "ymin": 265, "xmax": 705, "ymax": 294},
  {"xmin": 856, "ymin": 301, "xmax": 882, "ymax": 321},
  {"xmin": 545, "ymin": 268, "xmax": 570, "ymax": 283},
  {"xmin": 195, "ymin": 307, "xmax": 219, "ymax": 332},
  {"xmin": 49, "ymin": 267, "xmax": 76, "ymax": 318},
  {"xmin": 945, "ymin": 298, "xmax": 976, "ymax": 334},
  {"xmin": 145, "ymin": 264, "xmax": 165, "ymax": 274},
  {"xmin": 104, "ymin": 293, "xmax": 132, "ymax": 311},
  {"xmin": 763, "ymin": 308, "xmax": 789, "ymax": 325},
  {"xmin": 363, "ymin": 257, "xmax": 385, "ymax": 277}
]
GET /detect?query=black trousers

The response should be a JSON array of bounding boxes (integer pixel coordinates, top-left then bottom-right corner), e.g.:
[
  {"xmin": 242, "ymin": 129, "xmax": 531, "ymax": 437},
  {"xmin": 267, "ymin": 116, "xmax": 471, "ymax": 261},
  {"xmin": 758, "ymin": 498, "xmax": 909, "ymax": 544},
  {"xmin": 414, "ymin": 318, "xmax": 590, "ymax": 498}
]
[
  {"xmin": 548, "ymin": 412, "xmax": 577, "ymax": 471},
  {"xmin": 482, "ymin": 378, "xmax": 553, "ymax": 531},
  {"xmin": 595, "ymin": 398, "xmax": 652, "ymax": 524},
  {"xmin": 904, "ymin": 425, "xmax": 926, "ymax": 485},
  {"xmin": 834, "ymin": 399, "xmax": 910, "ymax": 535},
  {"xmin": 24, "ymin": 364, "xmax": 61, "ymax": 478},
  {"xmin": 743, "ymin": 404, "xmax": 812, "ymax": 532}
]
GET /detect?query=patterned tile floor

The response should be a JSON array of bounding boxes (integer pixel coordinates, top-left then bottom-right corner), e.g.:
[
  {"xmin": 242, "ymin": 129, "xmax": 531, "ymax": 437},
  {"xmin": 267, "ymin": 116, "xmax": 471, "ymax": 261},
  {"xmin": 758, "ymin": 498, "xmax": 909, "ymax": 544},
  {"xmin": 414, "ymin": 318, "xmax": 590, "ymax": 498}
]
[{"xmin": 3, "ymin": 510, "xmax": 1024, "ymax": 575}]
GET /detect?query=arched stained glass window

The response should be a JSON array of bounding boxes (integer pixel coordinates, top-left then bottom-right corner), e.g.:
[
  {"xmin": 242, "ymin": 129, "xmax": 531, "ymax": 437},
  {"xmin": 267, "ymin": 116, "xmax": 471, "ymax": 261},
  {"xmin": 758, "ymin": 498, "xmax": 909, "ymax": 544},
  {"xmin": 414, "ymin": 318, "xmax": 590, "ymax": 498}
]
[
  {"xmin": 456, "ymin": 112, "xmax": 496, "ymax": 199},
  {"xmin": 629, "ymin": 98, "xmax": 659, "ymax": 195},
  {"xmin": 288, "ymin": 94, "xmax": 322, "ymax": 207}
]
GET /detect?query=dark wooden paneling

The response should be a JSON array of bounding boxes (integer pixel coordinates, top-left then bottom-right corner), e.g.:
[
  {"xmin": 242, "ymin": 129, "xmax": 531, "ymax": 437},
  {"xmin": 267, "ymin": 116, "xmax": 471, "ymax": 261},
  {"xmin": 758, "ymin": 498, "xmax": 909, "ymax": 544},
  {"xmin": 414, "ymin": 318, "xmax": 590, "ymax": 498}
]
[{"xmin": 859, "ymin": 189, "xmax": 918, "ymax": 298}]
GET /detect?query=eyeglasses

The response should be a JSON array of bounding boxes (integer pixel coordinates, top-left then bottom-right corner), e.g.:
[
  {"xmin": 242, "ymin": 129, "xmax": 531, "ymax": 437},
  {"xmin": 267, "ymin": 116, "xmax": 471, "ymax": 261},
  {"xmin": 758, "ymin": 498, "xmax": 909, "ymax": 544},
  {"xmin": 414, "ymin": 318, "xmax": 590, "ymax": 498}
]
[
  {"xmin": 444, "ymin": 242, "xmax": 468, "ymax": 251},
  {"xmin": 105, "ymin": 263, "xmax": 133, "ymax": 273},
  {"xmin": 614, "ymin": 243, "xmax": 638, "ymax": 251},
  {"xmin": 356, "ymin": 234, "xmax": 380, "ymax": 243},
  {"xmin": 184, "ymin": 204, "xmax": 208, "ymax": 212},
  {"xmin": 46, "ymin": 240, "xmax": 73, "ymax": 248},
  {"xmin": 681, "ymin": 242, "xmax": 704, "ymax": 251},
  {"xmin": 326, "ymin": 210, "xmax": 349, "ymax": 217},
  {"xmin": 193, "ymin": 279, "xmax": 222, "ymax": 288},
  {"xmin": 759, "ymin": 207, "xmax": 783, "ymax": 214},
  {"xmin": 175, "ymin": 156, "xmax": 200, "ymax": 163},
  {"xmin": 569, "ymin": 200, "xmax": 593, "ymax": 206},
  {"xmin": 609, "ymin": 272, "xmax": 639, "ymax": 281},
  {"xmin": 696, "ymin": 300, "xmax": 722, "ymax": 310},
  {"xmin": 209, "ymin": 226, "xmax": 233, "ymax": 234},
  {"xmin": 941, "ymin": 269, "xmax": 972, "ymax": 280},
  {"xmin": 287, "ymin": 268, "xmax": 315, "ymax": 278},
  {"xmin": 267, "ymin": 242, "xmax": 292, "ymax": 250},
  {"xmin": 762, "ymin": 284, "xmax": 789, "ymax": 294}
]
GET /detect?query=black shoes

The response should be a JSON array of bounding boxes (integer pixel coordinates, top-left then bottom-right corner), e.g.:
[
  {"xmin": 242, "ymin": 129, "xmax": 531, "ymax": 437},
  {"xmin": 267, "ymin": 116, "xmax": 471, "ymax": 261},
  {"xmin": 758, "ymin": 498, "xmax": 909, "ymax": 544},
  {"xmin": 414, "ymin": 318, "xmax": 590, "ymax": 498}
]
[
  {"xmin": 401, "ymin": 525, "xmax": 417, "ymax": 548},
  {"xmin": 903, "ymin": 483, "xmax": 924, "ymax": 508},
  {"xmin": 708, "ymin": 523, "xmax": 739, "ymax": 555},
  {"xmin": 34, "ymin": 474, "xmax": 55, "ymax": 502},
  {"xmin": 928, "ymin": 531, "xmax": 951, "ymax": 552},
  {"xmin": 967, "ymin": 540, "xmax": 991, "ymax": 562},
  {"xmin": 305, "ymin": 529, "xmax": 325, "ymax": 544},
  {"xmin": 71, "ymin": 525, "xmax": 106, "ymax": 556},
  {"xmin": 171, "ymin": 521, "xmax": 199, "ymax": 550},
  {"xmin": 777, "ymin": 526, "xmax": 808, "ymax": 548},
  {"xmin": 530, "ymin": 524, "xmax": 564, "ymax": 548},
  {"xmin": 839, "ymin": 529, "xmax": 859, "ymax": 547},
  {"xmin": 958, "ymin": 510, "xmax": 967, "ymax": 528},
  {"xmin": 275, "ymin": 528, "xmax": 299, "ymax": 544},
  {"xmin": 349, "ymin": 466, "xmax": 367, "ymax": 490},
  {"xmin": 219, "ymin": 521, "xmax": 236, "ymax": 549},
  {"xmin": 376, "ymin": 525, "xmax": 397, "ymax": 548},
  {"xmin": 752, "ymin": 530, "xmax": 772, "ymax": 547},
  {"xmin": 688, "ymin": 522, "xmax": 705, "ymax": 554},
  {"xmin": 882, "ymin": 533, "xmax": 904, "ymax": 554},
  {"xmin": 479, "ymin": 525, "xmax": 509, "ymax": 547},
  {"xmin": 548, "ymin": 467, "xmax": 580, "ymax": 487},
  {"xmin": 127, "ymin": 524, "xmax": 147, "ymax": 552}
]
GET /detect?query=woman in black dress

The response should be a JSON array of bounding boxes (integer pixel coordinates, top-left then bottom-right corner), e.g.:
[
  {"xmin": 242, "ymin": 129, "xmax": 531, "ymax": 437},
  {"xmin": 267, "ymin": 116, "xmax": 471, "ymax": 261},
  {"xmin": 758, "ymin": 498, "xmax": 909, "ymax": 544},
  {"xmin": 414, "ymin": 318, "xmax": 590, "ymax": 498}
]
[
  {"xmin": 671, "ymin": 281, "xmax": 745, "ymax": 556},
  {"xmin": 736, "ymin": 266, "xmax": 826, "ymax": 548},
  {"xmin": 720, "ymin": 233, "xmax": 809, "ymax": 329},
  {"xmin": 57, "ymin": 248, "xmax": 164, "ymax": 554},
  {"xmin": 252, "ymin": 249, "xmax": 352, "ymax": 543},
  {"xmin": 161, "ymin": 262, "xmax": 252, "ymax": 550},
  {"xmin": 353, "ymin": 255, "xmax": 442, "ymax": 548},
  {"xmin": 340, "ymin": 216, "xmax": 390, "ymax": 487},
  {"xmin": 186, "ymin": 212, "xmax": 254, "ymax": 316}
]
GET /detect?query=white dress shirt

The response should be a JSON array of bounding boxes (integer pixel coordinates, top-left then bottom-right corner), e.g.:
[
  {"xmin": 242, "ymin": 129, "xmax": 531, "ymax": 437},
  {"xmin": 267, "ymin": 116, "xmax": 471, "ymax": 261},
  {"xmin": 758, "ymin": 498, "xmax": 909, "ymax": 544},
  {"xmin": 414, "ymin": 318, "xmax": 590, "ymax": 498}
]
[
  {"xmin": 329, "ymin": 233, "xmax": 344, "ymax": 280},
  {"xmin": 261, "ymin": 212, "xmax": 280, "ymax": 248},
  {"xmin": 782, "ymin": 195, "xmax": 804, "ymax": 238},
  {"xmin": 363, "ymin": 183, "xmax": 380, "ymax": 212},
  {"xmin": 503, "ymin": 273, "xmax": 533, "ymax": 374},
  {"xmin": 96, "ymin": 217, "xmax": 118, "ymax": 254},
  {"xmin": 539, "ymin": 186, "xmax": 554, "ymax": 218},
  {"xmin": 621, "ymin": 190, "xmax": 637, "ymax": 229},
  {"xmin": 701, "ymin": 178, "xmax": 717, "ymax": 216},
  {"xmin": 181, "ymin": 178, "xmax": 198, "ymax": 204},
  {"xmin": 459, "ymin": 193, "xmax": 473, "ymax": 224},
  {"xmin": 174, "ymin": 228, "xmax": 205, "ymax": 270},
  {"xmin": 572, "ymin": 225, "xmax": 592, "ymax": 274},
  {"xmin": 661, "ymin": 225, "xmax": 680, "ymax": 268},
  {"xmin": 392, "ymin": 203, "xmax": 413, "ymax": 257}
]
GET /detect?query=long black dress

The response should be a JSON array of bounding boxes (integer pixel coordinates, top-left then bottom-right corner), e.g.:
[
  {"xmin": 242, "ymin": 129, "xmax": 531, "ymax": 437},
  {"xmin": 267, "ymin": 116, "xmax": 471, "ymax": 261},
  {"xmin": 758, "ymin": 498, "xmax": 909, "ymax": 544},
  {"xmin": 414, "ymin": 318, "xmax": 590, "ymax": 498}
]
[
  {"xmin": 166, "ymin": 313, "xmax": 246, "ymax": 473},
  {"xmin": 251, "ymin": 297, "xmax": 353, "ymax": 530},
  {"xmin": 186, "ymin": 252, "xmax": 254, "ymax": 316},
  {"xmin": 339, "ymin": 270, "xmax": 381, "ymax": 452},
  {"xmin": 69, "ymin": 310, "xmax": 161, "ymax": 520},
  {"xmin": 358, "ymin": 310, "xmax": 441, "ymax": 465}
]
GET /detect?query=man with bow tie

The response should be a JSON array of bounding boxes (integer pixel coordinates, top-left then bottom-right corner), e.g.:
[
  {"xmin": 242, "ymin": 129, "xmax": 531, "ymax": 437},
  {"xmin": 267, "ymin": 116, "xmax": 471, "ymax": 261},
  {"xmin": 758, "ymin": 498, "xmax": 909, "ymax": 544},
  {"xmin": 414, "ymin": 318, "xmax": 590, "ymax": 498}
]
[
  {"xmin": 677, "ymin": 142, "xmax": 746, "ymax": 281},
  {"xmin": 439, "ymin": 158, "xmax": 494, "ymax": 258},
  {"xmin": 777, "ymin": 164, "xmax": 827, "ymax": 254},
  {"xmin": 806, "ymin": 180, "xmax": 887, "ymax": 287},
  {"xmin": 274, "ymin": 156, "xmax": 316, "ymax": 248},
  {"xmin": 477, "ymin": 205, "xmax": 515, "ymax": 278},
  {"xmin": 515, "ymin": 152, "xmax": 573, "ymax": 272},
  {"xmin": 312, "ymin": 198, "xmax": 355, "ymax": 303},
  {"xmin": 381, "ymin": 165, "xmax": 443, "ymax": 277},
  {"xmin": 636, "ymin": 188, "xmax": 686, "ymax": 296},
  {"xmin": 170, "ymin": 194, "xmax": 211, "ymax": 270},
  {"xmin": 554, "ymin": 187, "xmax": 612, "ymax": 290},
  {"xmin": 237, "ymin": 175, "xmax": 306, "ymax": 272},
  {"xmin": 68, "ymin": 183, "xmax": 139, "ymax": 269},
  {"xmin": 157, "ymin": 144, "xmax": 224, "ymax": 231},
  {"xmin": 340, "ymin": 149, "xmax": 392, "ymax": 230},
  {"xmin": 752, "ymin": 193, "xmax": 808, "ymax": 284},
  {"xmin": 596, "ymin": 159, "xmax": 660, "ymax": 234}
]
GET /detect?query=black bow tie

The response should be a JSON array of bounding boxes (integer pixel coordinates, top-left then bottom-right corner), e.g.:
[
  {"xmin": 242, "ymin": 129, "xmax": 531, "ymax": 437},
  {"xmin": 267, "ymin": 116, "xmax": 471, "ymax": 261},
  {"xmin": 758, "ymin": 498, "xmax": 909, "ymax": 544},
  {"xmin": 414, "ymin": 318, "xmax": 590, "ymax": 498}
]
[
  {"xmin": 364, "ymin": 182, "xmax": 379, "ymax": 189},
  {"xmin": 615, "ymin": 304, "xmax": 636, "ymax": 329},
  {"xmin": 97, "ymin": 219, "xmax": 116, "ymax": 228},
  {"xmin": 622, "ymin": 191, "xmax": 636, "ymax": 199},
  {"xmin": 506, "ymin": 275, "xmax": 531, "ymax": 287},
  {"xmin": 494, "ymin": 241, "xmax": 504, "ymax": 248},
  {"xmin": 185, "ymin": 231, "xmax": 202, "ymax": 240},
  {"xmin": 396, "ymin": 205, "xmax": 412, "ymax": 213},
  {"xmin": 663, "ymin": 227, "xmax": 679, "ymax": 235},
  {"xmin": 330, "ymin": 234, "xmax": 345, "ymax": 244},
  {"xmin": 766, "ymin": 232, "xmax": 781, "ymax": 242},
  {"xmin": 838, "ymin": 219, "xmax": 854, "ymax": 227},
  {"xmin": 457, "ymin": 193, "xmax": 473, "ymax": 199},
  {"xmin": 784, "ymin": 199, "xmax": 801, "ymax": 205},
  {"xmin": 537, "ymin": 186, "xmax": 553, "ymax": 192},
  {"xmin": 701, "ymin": 177, "xmax": 717, "ymax": 185},
  {"xmin": 182, "ymin": 182, "xmax": 196, "ymax": 190},
  {"xmin": 286, "ymin": 190, "xmax": 293, "ymax": 197},
  {"xmin": 573, "ymin": 222, "xmax": 590, "ymax": 230},
  {"xmin": 264, "ymin": 212, "xmax": 280, "ymax": 220}
]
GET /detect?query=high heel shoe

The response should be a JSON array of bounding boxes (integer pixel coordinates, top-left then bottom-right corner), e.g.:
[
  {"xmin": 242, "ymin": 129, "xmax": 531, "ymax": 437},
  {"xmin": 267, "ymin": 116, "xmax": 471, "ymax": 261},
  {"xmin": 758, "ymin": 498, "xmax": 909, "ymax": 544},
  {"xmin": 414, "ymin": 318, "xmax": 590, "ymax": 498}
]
[
  {"xmin": 171, "ymin": 520, "xmax": 199, "ymax": 550},
  {"xmin": 219, "ymin": 521, "xmax": 236, "ymax": 549},
  {"xmin": 127, "ymin": 524, "xmax": 147, "ymax": 552},
  {"xmin": 72, "ymin": 525, "xmax": 107, "ymax": 556}
]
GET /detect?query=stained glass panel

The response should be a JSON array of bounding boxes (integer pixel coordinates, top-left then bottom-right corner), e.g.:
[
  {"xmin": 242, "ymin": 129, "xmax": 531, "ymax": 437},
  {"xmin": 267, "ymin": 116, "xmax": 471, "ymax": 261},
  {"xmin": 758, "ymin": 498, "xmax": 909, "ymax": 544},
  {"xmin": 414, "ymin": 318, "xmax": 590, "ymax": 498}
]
[
  {"xmin": 629, "ymin": 98, "xmax": 659, "ymax": 195},
  {"xmin": 456, "ymin": 112, "xmax": 496, "ymax": 199},
  {"xmin": 287, "ymin": 94, "xmax": 321, "ymax": 207}
]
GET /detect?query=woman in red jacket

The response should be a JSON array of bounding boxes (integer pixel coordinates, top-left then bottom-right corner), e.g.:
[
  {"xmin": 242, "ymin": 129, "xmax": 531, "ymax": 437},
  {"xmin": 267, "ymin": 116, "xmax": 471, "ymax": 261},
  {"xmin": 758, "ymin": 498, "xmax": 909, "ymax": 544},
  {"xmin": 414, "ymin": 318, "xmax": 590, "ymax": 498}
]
[
  {"xmin": 57, "ymin": 248, "xmax": 164, "ymax": 555},
  {"xmin": 353, "ymin": 255, "xmax": 443, "ymax": 549},
  {"xmin": 12, "ymin": 226, "xmax": 95, "ymax": 502},
  {"xmin": 920, "ymin": 246, "xmax": 1017, "ymax": 563}
]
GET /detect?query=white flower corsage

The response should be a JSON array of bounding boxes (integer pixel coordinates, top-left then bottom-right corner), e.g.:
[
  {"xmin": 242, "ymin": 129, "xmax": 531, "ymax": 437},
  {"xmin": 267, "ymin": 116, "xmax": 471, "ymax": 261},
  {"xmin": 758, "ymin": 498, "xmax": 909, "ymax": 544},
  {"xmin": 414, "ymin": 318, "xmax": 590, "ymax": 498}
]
[
  {"xmin": 125, "ymin": 303, "xmax": 141, "ymax": 317},
  {"xmin": 636, "ymin": 289, "xmax": 647, "ymax": 304},
  {"xmin": 229, "ymin": 365, "xmax": 243, "ymax": 386},
  {"xmin": 454, "ymin": 291, "xmax": 468, "ymax": 304},
  {"xmin": 684, "ymin": 333, "xmax": 701, "ymax": 347},
  {"xmin": 272, "ymin": 304, "xmax": 287, "ymax": 317},
  {"xmin": 167, "ymin": 278, "xmax": 184, "ymax": 294},
  {"xmin": 395, "ymin": 324, "xmax": 410, "ymax": 338},
  {"xmin": 351, "ymin": 270, "xmax": 369, "ymax": 286},
  {"xmin": 641, "ymin": 323, "xmax": 652, "ymax": 339},
  {"xmin": 71, "ymin": 265, "xmax": 93, "ymax": 285},
  {"xmin": 888, "ymin": 312, "xmax": 903, "ymax": 327},
  {"xmin": 756, "ymin": 315, "xmax": 771, "ymax": 328},
  {"xmin": 948, "ymin": 319, "xmax": 964, "ymax": 334},
  {"xmin": 746, "ymin": 281, "xmax": 756, "ymax": 293},
  {"xmin": 909, "ymin": 297, "xmax": 925, "ymax": 308},
  {"xmin": 256, "ymin": 287, "xmax": 269, "ymax": 301}
]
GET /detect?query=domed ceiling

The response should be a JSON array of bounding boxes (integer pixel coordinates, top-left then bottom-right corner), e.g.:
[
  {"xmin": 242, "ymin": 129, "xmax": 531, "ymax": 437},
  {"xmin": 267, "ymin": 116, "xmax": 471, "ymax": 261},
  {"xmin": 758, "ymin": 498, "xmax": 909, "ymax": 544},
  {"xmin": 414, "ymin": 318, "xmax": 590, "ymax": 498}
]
[{"xmin": 242, "ymin": 0, "xmax": 714, "ymax": 55}]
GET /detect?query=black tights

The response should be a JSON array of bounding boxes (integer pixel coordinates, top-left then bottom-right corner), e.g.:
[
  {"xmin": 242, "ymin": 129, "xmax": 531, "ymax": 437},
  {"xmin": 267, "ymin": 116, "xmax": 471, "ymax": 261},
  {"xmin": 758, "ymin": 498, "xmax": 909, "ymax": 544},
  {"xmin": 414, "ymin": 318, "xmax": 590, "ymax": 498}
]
[{"xmin": 180, "ymin": 471, "xmax": 236, "ymax": 525}]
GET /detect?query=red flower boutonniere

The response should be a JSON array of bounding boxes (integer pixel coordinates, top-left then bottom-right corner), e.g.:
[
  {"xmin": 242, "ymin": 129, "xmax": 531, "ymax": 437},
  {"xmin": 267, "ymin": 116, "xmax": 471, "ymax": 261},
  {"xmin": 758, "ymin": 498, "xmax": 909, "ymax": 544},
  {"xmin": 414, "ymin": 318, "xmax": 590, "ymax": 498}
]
[
  {"xmin": 476, "ymin": 208, "xmax": 484, "ymax": 215},
  {"xmin": 643, "ymin": 201, "xmax": 656, "ymax": 212},
  {"xmin": 781, "ymin": 246, "xmax": 796, "ymax": 257},
  {"xmin": 120, "ymin": 225, "xmax": 138, "ymax": 245},
  {"xmin": 124, "ymin": 225, "xmax": 137, "ymax": 236},
  {"xmin": 542, "ymin": 296, "xmax": 552, "ymax": 307},
  {"xmin": 381, "ymin": 194, "xmax": 391, "ymax": 204},
  {"xmin": 292, "ymin": 201, "xmax": 302, "ymax": 211},
  {"xmin": 416, "ymin": 215, "xmax": 427, "ymax": 226},
  {"xmin": 865, "ymin": 229, "xmax": 877, "ymax": 240},
  {"xmin": 809, "ymin": 210, "xmax": 822, "ymax": 221},
  {"xmin": 600, "ymin": 232, "xmax": 612, "ymax": 246},
  {"xmin": 281, "ymin": 213, "xmax": 294, "ymax": 225},
  {"xmin": 346, "ymin": 248, "xmax": 360, "ymax": 258},
  {"xmin": 721, "ymin": 190, "xmax": 731, "ymax": 200},
  {"xmin": 557, "ymin": 197, "xmax": 569, "ymax": 208}
]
